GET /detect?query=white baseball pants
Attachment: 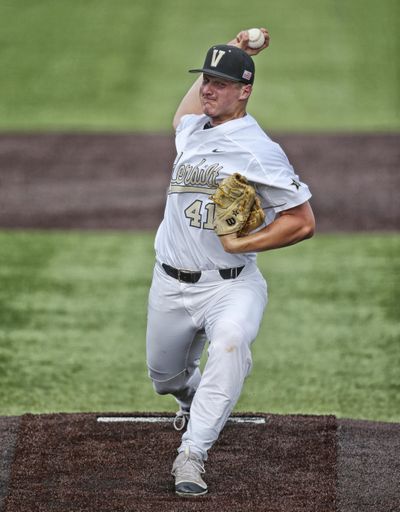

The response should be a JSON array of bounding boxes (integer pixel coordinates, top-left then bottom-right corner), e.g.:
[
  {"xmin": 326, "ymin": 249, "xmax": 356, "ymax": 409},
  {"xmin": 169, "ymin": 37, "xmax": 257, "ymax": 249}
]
[{"xmin": 146, "ymin": 261, "xmax": 267, "ymax": 460}]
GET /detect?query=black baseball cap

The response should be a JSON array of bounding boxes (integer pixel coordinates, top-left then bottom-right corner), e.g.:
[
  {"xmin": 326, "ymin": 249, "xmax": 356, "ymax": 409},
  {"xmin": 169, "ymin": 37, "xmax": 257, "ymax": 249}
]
[{"xmin": 189, "ymin": 44, "xmax": 255, "ymax": 85}]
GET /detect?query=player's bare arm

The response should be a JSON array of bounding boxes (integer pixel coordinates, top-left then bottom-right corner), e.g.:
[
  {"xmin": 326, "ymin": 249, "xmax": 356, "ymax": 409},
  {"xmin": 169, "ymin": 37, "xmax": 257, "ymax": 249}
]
[
  {"xmin": 219, "ymin": 201, "xmax": 315, "ymax": 253},
  {"xmin": 172, "ymin": 28, "xmax": 270, "ymax": 130}
]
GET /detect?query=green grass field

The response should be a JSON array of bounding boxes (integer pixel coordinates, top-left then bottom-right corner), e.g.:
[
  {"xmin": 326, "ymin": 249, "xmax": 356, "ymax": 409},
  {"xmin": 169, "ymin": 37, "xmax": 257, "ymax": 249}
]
[
  {"xmin": 0, "ymin": 0, "xmax": 399, "ymax": 132},
  {"xmin": 1, "ymin": 231, "xmax": 399, "ymax": 421},
  {"xmin": 0, "ymin": 0, "xmax": 398, "ymax": 425}
]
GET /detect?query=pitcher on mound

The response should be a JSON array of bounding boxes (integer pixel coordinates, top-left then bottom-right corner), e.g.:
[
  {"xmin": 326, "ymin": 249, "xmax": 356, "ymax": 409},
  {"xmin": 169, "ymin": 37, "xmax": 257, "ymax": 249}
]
[{"xmin": 145, "ymin": 27, "xmax": 315, "ymax": 497}]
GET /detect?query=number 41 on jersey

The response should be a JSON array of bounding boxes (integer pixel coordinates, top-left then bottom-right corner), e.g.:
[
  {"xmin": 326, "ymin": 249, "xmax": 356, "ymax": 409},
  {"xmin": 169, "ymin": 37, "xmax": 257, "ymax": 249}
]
[{"xmin": 184, "ymin": 200, "xmax": 215, "ymax": 230}]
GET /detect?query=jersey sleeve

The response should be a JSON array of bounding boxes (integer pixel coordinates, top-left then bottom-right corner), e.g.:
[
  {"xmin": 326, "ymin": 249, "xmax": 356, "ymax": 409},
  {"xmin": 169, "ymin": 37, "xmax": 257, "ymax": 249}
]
[
  {"xmin": 247, "ymin": 142, "xmax": 311, "ymax": 215},
  {"xmin": 175, "ymin": 114, "xmax": 205, "ymax": 134}
]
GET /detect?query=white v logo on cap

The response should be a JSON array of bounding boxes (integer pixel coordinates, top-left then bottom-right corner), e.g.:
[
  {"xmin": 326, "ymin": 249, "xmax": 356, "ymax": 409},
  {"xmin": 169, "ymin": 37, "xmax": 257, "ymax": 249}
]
[
  {"xmin": 188, "ymin": 45, "xmax": 255, "ymax": 84},
  {"xmin": 210, "ymin": 49, "xmax": 225, "ymax": 67}
]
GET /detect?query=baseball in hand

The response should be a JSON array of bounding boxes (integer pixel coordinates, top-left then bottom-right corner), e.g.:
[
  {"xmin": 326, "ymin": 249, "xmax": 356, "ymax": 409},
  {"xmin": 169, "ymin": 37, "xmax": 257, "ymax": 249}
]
[{"xmin": 247, "ymin": 28, "xmax": 265, "ymax": 49}]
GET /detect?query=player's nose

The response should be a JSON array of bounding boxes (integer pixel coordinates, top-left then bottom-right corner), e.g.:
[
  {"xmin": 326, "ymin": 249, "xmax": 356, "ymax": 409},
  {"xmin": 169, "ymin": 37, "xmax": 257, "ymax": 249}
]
[{"xmin": 201, "ymin": 81, "xmax": 214, "ymax": 96}]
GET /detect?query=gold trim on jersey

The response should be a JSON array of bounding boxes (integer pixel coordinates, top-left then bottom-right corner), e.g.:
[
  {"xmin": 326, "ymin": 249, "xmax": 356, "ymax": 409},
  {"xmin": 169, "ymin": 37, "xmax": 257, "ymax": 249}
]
[{"xmin": 168, "ymin": 184, "xmax": 217, "ymax": 195}]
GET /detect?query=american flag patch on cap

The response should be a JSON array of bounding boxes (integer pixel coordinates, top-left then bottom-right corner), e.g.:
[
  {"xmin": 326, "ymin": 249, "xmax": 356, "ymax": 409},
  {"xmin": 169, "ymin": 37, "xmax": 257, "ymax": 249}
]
[{"xmin": 242, "ymin": 70, "xmax": 252, "ymax": 80}]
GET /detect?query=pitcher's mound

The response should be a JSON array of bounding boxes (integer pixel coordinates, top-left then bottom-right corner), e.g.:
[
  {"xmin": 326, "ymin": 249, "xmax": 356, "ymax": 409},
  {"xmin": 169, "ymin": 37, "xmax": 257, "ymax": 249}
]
[
  {"xmin": 2, "ymin": 412, "xmax": 399, "ymax": 511},
  {"xmin": 3, "ymin": 412, "xmax": 336, "ymax": 511}
]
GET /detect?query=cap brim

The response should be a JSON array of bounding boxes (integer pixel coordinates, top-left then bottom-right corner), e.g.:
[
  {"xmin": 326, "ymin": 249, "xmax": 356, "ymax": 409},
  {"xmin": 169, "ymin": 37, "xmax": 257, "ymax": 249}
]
[{"xmin": 189, "ymin": 68, "xmax": 243, "ymax": 82}]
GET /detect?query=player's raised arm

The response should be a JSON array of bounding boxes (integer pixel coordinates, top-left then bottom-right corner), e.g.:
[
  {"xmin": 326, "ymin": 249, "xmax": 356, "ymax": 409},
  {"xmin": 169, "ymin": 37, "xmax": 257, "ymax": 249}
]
[
  {"xmin": 172, "ymin": 75, "xmax": 204, "ymax": 130},
  {"xmin": 172, "ymin": 28, "xmax": 270, "ymax": 130}
]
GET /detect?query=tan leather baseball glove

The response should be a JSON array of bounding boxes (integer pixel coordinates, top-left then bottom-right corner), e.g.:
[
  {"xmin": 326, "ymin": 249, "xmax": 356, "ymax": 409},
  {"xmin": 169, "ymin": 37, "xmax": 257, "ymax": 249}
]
[
  {"xmin": 210, "ymin": 173, "xmax": 265, "ymax": 236},
  {"xmin": 239, "ymin": 196, "xmax": 265, "ymax": 236}
]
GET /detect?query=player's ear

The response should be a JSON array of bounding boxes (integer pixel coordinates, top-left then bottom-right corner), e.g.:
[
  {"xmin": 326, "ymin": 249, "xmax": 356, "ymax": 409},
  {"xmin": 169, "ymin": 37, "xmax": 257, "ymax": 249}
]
[{"xmin": 239, "ymin": 84, "xmax": 252, "ymax": 100}]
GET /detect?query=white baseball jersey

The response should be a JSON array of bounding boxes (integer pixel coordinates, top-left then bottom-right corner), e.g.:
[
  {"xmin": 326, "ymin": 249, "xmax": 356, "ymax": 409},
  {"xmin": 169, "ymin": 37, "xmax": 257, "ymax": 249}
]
[
  {"xmin": 155, "ymin": 113, "xmax": 311, "ymax": 271},
  {"xmin": 148, "ymin": 112, "xmax": 312, "ymax": 461}
]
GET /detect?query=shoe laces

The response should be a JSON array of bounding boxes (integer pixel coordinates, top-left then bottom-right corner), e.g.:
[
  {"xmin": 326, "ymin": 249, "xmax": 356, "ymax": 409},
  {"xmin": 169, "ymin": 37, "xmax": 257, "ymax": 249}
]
[
  {"xmin": 173, "ymin": 410, "xmax": 190, "ymax": 431},
  {"xmin": 172, "ymin": 448, "xmax": 205, "ymax": 477}
]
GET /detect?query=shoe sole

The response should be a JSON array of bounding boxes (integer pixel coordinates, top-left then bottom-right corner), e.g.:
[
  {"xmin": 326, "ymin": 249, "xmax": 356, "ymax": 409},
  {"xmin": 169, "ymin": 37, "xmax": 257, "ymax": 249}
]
[{"xmin": 175, "ymin": 488, "xmax": 208, "ymax": 497}]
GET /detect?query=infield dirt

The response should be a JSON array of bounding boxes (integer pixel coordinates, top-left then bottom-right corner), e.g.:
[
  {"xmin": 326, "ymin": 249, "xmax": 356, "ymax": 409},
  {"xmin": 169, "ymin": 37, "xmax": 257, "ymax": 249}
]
[
  {"xmin": 1, "ymin": 413, "xmax": 399, "ymax": 512},
  {"xmin": 0, "ymin": 133, "xmax": 399, "ymax": 231}
]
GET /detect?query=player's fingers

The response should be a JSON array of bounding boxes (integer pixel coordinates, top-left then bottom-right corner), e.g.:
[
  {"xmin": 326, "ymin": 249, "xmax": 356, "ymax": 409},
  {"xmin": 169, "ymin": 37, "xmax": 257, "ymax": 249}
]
[
  {"xmin": 227, "ymin": 30, "xmax": 247, "ymax": 47},
  {"xmin": 237, "ymin": 30, "xmax": 250, "ymax": 41},
  {"xmin": 260, "ymin": 28, "xmax": 270, "ymax": 48},
  {"xmin": 235, "ymin": 30, "xmax": 249, "ymax": 50}
]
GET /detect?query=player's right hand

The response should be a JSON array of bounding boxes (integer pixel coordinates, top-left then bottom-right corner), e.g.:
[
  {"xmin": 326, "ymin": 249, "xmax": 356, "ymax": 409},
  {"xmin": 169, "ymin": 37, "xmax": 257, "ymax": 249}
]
[{"xmin": 227, "ymin": 28, "xmax": 270, "ymax": 56}]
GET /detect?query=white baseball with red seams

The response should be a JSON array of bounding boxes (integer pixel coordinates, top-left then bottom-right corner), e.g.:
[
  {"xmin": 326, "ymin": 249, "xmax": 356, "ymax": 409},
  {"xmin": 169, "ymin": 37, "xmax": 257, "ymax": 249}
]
[{"xmin": 247, "ymin": 28, "xmax": 265, "ymax": 49}]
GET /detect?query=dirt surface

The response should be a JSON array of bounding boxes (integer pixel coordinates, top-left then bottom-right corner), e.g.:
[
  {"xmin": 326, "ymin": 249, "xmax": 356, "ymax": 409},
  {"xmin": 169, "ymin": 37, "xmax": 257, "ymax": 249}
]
[
  {"xmin": 3, "ymin": 413, "xmax": 337, "ymax": 512},
  {"xmin": 337, "ymin": 419, "xmax": 400, "ymax": 511},
  {"xmin": 0, "ymin": 417, "xmax": 20, "ymax": 512},
  {"xmin": 1, "ymin": 412, "xmax": 399, "ymax": 512},
  {"xmin": 0, "ymin": 133, "xmax": 399, "ymax": 231}
]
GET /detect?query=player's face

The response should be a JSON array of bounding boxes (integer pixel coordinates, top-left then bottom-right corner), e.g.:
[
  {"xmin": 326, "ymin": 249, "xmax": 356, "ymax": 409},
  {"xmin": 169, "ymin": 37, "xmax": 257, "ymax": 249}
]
[{"xmin": 200, "ymin": 74, "xmax": 251, "ymax": 124}]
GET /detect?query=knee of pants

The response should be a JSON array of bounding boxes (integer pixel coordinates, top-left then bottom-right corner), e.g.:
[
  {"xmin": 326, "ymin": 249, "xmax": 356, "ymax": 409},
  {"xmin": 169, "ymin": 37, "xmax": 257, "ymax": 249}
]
[
  {"xmin": 209, "ymin": 323, "xmax": 253, "ymax": 372},
  {"xmin": 148, "ymin": 368, "xmax": 187, "ymax": 396},
  {"xmin": 211, "ymin": 321, "xmax": 251, "ymax": 352}
]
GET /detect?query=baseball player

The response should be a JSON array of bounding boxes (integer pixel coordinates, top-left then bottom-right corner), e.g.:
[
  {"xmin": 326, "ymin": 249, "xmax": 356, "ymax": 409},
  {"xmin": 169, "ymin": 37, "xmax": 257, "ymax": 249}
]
[{"xmin": 146, "ymin": 28, "xmax": 315, "ymax": 497}]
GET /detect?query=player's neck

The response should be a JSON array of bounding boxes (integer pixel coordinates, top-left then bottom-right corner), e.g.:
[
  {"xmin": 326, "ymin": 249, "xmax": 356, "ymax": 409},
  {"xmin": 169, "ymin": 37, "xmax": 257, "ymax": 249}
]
[{"xmin": 207, "ymin": 110, "xmax": 247, "ymax": 128}]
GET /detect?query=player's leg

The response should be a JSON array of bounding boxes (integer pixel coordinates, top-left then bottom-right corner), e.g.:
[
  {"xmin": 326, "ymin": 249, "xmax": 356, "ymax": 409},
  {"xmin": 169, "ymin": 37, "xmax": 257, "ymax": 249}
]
[
  {"xmin": 146, "ymin": 265, "xmax": 206, "ymax": 411},
  {"xmin": 179, "ymin": 269, "xmax": 267, "ymax": 460},
  {"xmin": 172, "ymin": 329, "xmax": 207, "ymax": 430}
]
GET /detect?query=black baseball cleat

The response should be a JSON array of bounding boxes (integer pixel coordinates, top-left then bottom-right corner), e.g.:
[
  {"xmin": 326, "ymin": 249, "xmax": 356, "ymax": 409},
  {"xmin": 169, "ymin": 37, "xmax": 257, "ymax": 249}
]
[{"xmin": 171, "ymin": 447, "xmax": 208, "ymax": 497}]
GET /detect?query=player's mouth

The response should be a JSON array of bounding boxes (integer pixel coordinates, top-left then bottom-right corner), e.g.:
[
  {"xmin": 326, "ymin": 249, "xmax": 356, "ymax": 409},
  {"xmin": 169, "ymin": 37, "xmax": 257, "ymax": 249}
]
[{"xmin": 202, "ymin": 98, "xmax": 216, "ymax": 105}]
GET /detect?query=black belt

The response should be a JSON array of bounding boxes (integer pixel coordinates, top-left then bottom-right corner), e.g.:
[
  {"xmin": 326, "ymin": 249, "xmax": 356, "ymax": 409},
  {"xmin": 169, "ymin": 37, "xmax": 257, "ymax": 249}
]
[{"xmin": 162, "ymin": 263, "xmax": 244, "ymax": 283}]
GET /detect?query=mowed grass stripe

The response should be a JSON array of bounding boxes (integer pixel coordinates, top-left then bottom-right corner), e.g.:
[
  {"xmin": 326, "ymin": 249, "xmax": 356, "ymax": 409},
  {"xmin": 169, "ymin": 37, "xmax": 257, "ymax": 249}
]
[
  {"xmin": 0, "ymin": 0, "xmax": 398, "ymax": 131},
  {"xmin": 0, "ymin": 231, "xmax": 399, "ymax": 421}
]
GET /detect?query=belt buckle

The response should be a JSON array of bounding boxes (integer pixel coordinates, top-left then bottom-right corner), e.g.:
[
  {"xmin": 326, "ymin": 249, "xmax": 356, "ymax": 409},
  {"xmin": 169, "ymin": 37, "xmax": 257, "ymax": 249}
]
[{"xmin": 177, "ymin": 269, "xmax": 190, "ymax": 282}]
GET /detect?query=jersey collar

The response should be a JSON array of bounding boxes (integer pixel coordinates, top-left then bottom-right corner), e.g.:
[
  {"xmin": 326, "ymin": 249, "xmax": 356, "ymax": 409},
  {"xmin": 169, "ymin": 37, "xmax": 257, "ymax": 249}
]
[{"xmin": 199, "ymin": 113, "xmax": 254, "ymax": 135}]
